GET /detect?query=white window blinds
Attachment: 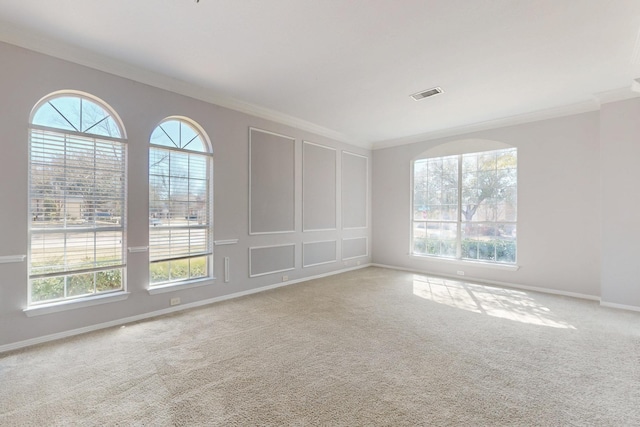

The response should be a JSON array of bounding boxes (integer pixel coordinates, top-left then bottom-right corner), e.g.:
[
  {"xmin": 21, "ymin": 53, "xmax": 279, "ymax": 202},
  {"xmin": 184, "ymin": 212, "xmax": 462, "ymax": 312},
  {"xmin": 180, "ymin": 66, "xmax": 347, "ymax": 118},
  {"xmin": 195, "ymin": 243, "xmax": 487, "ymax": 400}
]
[{"xmin": 149, "ymin": 147, "xmax": 211, "ymax": 261}]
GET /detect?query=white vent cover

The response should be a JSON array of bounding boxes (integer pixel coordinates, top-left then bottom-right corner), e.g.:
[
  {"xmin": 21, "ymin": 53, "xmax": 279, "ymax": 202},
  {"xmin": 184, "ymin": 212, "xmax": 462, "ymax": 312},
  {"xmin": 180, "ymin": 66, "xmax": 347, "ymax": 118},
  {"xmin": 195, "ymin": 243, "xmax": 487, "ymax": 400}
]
[{"xmin": 411, "ymin": 87, "xmax": 443, "ymax": 101}]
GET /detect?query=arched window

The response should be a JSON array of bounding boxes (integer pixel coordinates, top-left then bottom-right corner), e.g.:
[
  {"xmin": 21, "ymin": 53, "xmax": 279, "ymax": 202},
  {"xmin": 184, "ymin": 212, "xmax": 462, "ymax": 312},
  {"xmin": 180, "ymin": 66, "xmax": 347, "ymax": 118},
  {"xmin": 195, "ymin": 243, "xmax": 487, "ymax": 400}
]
[
  {"xmin": 412, "ymin": 141, "xmax": 517, "ymax": 264},
  {"xmin": 149, "ymin": 117, "xmax": 213, "ymax": 286},
  {"xmin": 29, "ymin": 92, "xmax": 127, "ymax": 304}
]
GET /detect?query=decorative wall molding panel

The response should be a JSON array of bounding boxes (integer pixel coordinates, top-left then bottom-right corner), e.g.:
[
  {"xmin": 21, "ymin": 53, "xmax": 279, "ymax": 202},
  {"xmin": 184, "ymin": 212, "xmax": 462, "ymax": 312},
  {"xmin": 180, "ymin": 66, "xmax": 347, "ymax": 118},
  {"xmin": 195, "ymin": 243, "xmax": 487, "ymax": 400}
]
[
  {"xmin": 342, "ymin": 237, "xmax": 368, "ymax": 260},
  {"xmin": 249, "ymin": 243, "xmax": 296, "ymax": 277},
  {"xmin": 303, "ymin": 240, "xmax": 337, "ymax": 267},
  {"xmin": 303, "ymin": 141, "xmax": 337, "ymax": 231},
  {"xmin": 249, "ymin": 128, "xmax": 296, "ymax": 235},
  {"xmin": 342, "ymin": 151, "xmax": 368, "ymax": 229}
]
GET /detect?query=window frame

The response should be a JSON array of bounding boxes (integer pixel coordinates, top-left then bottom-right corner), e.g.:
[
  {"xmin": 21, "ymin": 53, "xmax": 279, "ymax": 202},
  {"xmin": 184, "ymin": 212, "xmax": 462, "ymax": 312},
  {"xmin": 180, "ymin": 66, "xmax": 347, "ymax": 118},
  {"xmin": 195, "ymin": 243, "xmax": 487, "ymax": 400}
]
[
  {"xmin": 411, "ymin": 147, "xmax": 517, "ymax": 267},
  {"xmin": 27, "ymin": 91, "xmax": 128, "ymax": 306},
  {"xmin": 148, "ymin": 117, "xmax": 214, "ymax": 289}
]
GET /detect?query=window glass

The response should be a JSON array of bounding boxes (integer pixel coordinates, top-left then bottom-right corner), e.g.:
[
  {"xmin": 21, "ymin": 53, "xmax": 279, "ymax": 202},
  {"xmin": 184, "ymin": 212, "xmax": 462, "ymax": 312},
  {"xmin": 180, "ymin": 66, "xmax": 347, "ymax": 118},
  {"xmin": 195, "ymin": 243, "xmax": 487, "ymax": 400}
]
[
  {"xmin": 412, "ymin": 147, "xmax": 517, "ymax": 264},
  {"xmin": 29, "ymin": 93, "xmax": 126, "ymax": 305},
  {"xmin": 32, "ymin": 96, "xmax": 122, "ymax": 138},
  {"xmin": 149, "ymin": 118, "xmax": 212, "ymax": 286},
  {"xmin": 149, "ymin": 119, "xmax": 205, "ymax": 152}
]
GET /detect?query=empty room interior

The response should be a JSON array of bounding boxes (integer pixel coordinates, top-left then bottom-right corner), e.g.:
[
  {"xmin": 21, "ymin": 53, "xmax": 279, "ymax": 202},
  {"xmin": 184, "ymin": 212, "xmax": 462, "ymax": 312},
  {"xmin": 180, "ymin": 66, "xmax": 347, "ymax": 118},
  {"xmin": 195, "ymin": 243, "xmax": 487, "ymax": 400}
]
[{"xmin": 1, "ymin": 1, "xmax": 640, "ymax": 425}]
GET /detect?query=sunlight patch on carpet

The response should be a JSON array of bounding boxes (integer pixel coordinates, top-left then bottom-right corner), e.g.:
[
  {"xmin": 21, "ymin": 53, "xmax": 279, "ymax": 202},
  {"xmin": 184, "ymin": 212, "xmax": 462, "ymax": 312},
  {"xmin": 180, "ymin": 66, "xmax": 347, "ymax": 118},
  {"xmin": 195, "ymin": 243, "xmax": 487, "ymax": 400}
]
[{"xmin": 412, "ymin": 275, "xmax": 576, "ymax": 329}]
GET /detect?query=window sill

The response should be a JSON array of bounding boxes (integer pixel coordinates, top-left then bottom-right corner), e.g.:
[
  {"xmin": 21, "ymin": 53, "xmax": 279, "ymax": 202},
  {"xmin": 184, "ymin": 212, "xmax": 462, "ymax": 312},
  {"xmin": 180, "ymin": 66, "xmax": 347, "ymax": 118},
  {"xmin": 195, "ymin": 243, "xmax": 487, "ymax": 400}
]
[
  {"xmin": 147, "ymin": 277, "xmax": 216, "ymax": 295},
  {"xmin": 24, "ymin": 291, "xmax": 131, "ymax": 317},
  {"xmin": 410, "ymin": 254, "xmax": 520, "ymax": 271}
]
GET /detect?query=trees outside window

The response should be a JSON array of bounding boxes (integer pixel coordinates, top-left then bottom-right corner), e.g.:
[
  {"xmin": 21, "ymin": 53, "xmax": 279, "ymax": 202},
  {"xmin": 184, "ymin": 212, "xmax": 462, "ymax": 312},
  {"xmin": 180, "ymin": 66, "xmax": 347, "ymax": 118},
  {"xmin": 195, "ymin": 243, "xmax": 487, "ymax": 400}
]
[
  {"xmin": 149, "ymin": 118, "xmax": 213, "ymax": 286},
  {"xmin": 412, "ymin": 148, "xmax": 517, "ymax": 264},
  {"xmin": 28, "ymin": 93, "xmax": 126, "ymax": 304}
]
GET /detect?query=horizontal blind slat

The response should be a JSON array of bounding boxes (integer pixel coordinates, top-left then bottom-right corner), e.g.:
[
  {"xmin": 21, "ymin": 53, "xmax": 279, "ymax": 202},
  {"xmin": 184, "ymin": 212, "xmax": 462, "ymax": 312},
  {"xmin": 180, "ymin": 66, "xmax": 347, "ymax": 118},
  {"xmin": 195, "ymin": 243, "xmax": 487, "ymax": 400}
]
[
  {"xmin": 149, "ymin": 146, "xmax": 211, "ymax": 264},
  {"xmin": 29, "ymin": 129, "xmax": 126, "ymax": 277}
]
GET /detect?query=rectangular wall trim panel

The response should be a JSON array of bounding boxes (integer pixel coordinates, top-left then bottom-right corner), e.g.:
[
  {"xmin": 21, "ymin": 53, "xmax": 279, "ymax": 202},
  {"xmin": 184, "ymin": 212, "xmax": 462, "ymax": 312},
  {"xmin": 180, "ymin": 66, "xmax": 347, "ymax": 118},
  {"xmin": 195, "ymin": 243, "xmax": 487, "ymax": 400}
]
[
  {"xmin": 249, "ymin": 244, "xmax": 296, "ymax": 277},
  {"xmin": 303, "ymin": 141, "xmax": 337, "ymax": 231},
  {"xmin": 249, "ymin": 128, "xmax": 296, "ymax": 234},
  {"xmin": 303, "ymin": 240, "xmax": 337, "ymax": 267},
  {"xmin": 342, "ymin": 151, "xmax": 368, "ymax": 229},
  {"xmin": 342, "ymin": 237, "xmax": 368, "ymax": 260}
]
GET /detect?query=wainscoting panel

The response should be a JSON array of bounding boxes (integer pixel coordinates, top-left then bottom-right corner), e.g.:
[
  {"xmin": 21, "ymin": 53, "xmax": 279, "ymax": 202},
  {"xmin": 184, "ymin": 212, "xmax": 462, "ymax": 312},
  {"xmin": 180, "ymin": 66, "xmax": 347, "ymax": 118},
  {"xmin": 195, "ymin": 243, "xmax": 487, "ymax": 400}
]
[
  {"xmin": 342, "ymin": 151, "xmax": 368, "ymax": 229},
  {"xmin": 249, "ymin": 128, "xmax": 295, "ymax": 234},
  {"xmin": 342, "ymin": 237, "xmax": 368, "ymax": 260},
  {"xmin": 249, "ymin": 243, "xmax": 296, "ymax": 277},
  {"xmin": 303, "ymin": 141, "xmax": 337, "ymax": 231},
  {"xmin": 303, "ymin": 240, "xmax": 337, "ymax": 267}
]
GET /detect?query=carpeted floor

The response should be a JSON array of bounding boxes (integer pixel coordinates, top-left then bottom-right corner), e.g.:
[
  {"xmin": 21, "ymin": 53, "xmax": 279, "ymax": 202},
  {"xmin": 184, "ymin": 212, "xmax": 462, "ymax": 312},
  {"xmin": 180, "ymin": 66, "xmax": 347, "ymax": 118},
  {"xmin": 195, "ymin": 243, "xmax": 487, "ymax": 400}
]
[{"xmin": 1, "ymin": 267, "xmax": 639, "ymax": 426}]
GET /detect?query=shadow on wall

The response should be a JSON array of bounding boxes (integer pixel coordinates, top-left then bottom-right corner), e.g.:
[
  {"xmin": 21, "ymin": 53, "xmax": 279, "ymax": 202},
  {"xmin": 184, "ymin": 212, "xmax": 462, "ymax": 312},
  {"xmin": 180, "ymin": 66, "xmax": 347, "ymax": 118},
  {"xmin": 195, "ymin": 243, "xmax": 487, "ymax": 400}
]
[{"xmin": 412, "ymin": 275, "xmax": 576, "ymax": 329}]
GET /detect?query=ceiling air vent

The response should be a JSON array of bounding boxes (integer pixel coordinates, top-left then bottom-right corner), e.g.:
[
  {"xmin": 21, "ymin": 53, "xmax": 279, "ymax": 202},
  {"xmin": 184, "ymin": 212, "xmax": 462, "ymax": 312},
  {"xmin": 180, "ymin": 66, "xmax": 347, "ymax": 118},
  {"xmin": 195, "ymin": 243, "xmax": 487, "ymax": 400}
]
[{"xmin": 410, "ymin": 87, "xmax": 443, "ymax": 101}]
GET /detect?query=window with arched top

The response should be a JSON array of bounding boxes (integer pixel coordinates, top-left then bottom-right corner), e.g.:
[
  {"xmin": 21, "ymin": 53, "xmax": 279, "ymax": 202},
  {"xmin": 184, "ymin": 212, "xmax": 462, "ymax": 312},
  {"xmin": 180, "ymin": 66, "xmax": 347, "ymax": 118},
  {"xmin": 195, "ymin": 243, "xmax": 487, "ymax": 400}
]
[
  {"xmin": 28, "ymin": 92, "xmax": 127, "ymax": 305},
  {"xmin": 149, "ymin": 117, "xmax": 213, "ymax": 286},
  {"xmin": 412, "ymin": 142, "xmax": 517, "ymax": 264}
]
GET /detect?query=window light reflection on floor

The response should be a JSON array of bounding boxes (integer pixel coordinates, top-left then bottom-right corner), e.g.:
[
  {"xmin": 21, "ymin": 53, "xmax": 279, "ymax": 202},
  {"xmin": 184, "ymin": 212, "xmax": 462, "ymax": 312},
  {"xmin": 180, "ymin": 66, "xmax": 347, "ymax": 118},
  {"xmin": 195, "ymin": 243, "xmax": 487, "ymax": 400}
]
[{"xmin": 412, "ymin": 275, "xmax": 575, "ymax": 329}]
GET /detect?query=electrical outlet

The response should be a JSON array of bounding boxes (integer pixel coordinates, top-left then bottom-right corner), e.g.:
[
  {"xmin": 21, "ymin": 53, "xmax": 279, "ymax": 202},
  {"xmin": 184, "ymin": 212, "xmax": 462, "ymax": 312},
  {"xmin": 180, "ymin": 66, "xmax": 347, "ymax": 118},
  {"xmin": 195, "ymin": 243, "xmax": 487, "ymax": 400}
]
[
  {"xmin": 282, "ymin": 275, "xmax": 288, "ymax": 282},
  {"xmin": 456, "ymin": 270, "xmax": 465, "ymax": 276},
  {"xmin": 170, "ymin": 297, "xmax": 181, "ymax": 306}
]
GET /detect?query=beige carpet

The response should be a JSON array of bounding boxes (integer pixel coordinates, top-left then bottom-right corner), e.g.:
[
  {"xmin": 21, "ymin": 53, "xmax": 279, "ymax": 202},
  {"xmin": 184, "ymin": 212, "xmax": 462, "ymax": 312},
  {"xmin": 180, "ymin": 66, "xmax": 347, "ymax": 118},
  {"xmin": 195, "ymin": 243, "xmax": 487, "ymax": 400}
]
[{"xmin": 1, "ymin": 267, "xmax": 639, "ymax": 426}]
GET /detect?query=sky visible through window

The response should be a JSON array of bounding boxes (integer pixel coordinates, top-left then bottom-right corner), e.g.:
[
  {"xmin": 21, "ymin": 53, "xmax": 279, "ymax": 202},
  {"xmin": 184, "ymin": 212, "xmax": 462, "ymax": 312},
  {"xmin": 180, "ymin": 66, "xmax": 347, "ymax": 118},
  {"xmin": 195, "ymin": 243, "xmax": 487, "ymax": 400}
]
[{"xmin": 32, "ymin": 96, "xmax": 122, "ymax": 138}]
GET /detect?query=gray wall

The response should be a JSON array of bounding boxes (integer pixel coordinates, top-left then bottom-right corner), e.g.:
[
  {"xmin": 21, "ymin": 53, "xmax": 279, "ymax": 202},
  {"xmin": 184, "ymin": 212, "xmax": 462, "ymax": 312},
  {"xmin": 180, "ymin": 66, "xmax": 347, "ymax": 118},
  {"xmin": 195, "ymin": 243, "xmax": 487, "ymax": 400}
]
[
  {"xmin": 600, "ymin": 98, "xmax": 640, "ymax": 308},
  {"xmin": 0, "ymin": 42, "xmax": 371, "ymax": 349},
  {"xmin": 373, "ymin": 112, "xmax": 603, "ymax": 299}
]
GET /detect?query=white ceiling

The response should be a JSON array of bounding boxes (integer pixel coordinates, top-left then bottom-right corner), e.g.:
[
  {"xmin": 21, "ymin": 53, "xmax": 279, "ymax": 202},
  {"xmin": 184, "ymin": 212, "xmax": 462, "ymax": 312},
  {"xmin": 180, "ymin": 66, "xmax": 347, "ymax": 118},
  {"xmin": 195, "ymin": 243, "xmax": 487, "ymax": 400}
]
[{"xmin": 1, "ymin": 0, "xmax": 640, "ymax": 149}]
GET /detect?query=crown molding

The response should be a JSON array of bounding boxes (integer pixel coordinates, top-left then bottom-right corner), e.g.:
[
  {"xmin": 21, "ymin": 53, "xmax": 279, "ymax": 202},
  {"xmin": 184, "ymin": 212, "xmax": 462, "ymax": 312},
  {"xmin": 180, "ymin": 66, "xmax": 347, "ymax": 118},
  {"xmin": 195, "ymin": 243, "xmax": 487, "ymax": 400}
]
[
  {"xmin": 0, "ymin": 22, "xmax": 367, "ymax": 149},
  {"xmin": 593, "ymin": 86, "xmax": 640, "ymax": 105},
  {"xmin": 372, "ymin": 99, "xmax": 601, "ymax": 150},
  {"xmin": 2, "ymin": 22, "xmax": 636, "ymax": 153}
]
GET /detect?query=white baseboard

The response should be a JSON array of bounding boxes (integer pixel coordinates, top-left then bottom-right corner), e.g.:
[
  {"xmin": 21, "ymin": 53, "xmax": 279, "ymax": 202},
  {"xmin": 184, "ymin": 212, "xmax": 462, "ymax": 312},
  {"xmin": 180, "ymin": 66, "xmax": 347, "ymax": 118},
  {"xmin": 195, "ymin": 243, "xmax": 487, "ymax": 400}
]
[
  {"xmin": 599, "ymin": 301, "xmax": 640, "ymax": 312},
  {"xmin": 0, "ymin": 263, "xmax": 371, "ymax": 354},
  {"xmin": 373, "ymin": 263, "xmax": 640, "ymax": 312},
  {"xmin": 371, "ymin": 263, "xmax": 601, "ymax": 302}
]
